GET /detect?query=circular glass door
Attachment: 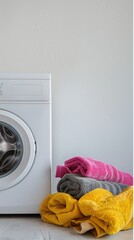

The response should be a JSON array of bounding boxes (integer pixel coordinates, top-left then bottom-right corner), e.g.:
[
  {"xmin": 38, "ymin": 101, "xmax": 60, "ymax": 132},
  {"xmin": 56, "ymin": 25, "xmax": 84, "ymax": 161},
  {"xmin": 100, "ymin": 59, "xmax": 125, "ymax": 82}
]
[{"xmin": 0, "ymin": 109, "xmax": 36, "ymax": 191}]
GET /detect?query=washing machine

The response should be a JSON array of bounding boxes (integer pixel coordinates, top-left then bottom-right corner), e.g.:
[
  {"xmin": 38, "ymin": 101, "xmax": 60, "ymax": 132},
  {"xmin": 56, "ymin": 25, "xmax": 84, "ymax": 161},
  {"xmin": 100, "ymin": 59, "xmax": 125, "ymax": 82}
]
[{"xmin": 0, "ymin": 73, "xmax": 51, "ymax": 214}]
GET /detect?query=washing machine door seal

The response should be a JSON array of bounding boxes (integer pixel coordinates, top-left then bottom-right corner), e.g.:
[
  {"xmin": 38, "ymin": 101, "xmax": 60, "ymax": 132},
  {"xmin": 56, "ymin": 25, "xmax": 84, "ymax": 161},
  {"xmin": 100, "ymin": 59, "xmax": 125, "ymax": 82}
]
[{"xmin": 0, "ymin": 109, "xmax": 36, "ymax": 191}]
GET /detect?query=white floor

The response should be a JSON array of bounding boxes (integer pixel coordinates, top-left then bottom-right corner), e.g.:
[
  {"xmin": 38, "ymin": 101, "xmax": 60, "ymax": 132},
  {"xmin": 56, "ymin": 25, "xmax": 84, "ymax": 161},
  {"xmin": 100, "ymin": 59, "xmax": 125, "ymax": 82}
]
[{"xmin": 0, "ymin": 215, "xmax": 133, "ymax": 240}]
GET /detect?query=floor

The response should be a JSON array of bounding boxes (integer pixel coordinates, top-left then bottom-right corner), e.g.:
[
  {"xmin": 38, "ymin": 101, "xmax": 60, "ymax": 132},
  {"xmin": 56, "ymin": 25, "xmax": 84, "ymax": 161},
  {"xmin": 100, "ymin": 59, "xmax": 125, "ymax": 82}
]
[{"xmin": 0, "ymin": 215, "xmax": 132, "ymax": 240}]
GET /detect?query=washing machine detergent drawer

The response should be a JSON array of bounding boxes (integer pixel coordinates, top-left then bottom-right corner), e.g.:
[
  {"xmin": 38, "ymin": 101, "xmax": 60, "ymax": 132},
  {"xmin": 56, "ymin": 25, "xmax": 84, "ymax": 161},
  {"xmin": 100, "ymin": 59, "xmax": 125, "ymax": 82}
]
[{"xmin": 0, "ymin": 75, "xmax": 51, "ymax": 102}]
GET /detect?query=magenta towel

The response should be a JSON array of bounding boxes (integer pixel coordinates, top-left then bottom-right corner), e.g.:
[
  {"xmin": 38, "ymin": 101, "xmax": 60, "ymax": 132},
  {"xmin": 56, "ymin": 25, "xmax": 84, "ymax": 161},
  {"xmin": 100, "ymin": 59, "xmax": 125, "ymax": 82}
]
[{"xmin": 55, "ymin": 156, "xmax": 133, "ymax": 186}]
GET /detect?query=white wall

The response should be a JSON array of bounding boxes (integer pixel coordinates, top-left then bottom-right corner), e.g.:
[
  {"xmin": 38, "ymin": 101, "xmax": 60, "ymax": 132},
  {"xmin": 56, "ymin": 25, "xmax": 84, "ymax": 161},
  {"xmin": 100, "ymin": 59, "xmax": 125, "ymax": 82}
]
[{"xmin": 0, "ymin": 0, "xmax": 132, "ymax": 192}]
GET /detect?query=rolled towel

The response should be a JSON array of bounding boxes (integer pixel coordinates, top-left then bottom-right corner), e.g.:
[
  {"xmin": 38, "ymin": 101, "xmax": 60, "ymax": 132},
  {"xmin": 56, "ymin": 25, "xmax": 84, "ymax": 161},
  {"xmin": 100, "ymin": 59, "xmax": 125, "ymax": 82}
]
[
  {"xmin": 57, "ymin": 173, "xmax": 128, "ymax": 199},
  {"xmin": 76, "ymin": 187, "xmax": 133, "ymax": 237},
  {"xmin": 56, "ymin": 156, "xmax": 133, "ymax": 186},
  {"xmin": 40, "ymin": 192, "xmax": 83, "ymax": 227}
]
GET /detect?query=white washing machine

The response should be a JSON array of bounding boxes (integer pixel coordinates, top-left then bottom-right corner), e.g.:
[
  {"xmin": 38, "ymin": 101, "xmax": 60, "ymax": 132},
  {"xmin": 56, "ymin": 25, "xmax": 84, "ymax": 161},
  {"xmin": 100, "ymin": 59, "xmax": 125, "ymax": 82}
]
[{"xmin": 0, "ymin": 73, "xmax": 51, "ymax": 214}]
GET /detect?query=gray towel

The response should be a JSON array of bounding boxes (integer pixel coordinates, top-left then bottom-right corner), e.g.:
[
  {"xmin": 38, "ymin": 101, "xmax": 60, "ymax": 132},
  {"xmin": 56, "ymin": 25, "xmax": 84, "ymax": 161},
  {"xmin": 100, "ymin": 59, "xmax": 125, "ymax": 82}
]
[{"xmin": 57, "ymin": 173, "xmax": 128, "ymax": 199}]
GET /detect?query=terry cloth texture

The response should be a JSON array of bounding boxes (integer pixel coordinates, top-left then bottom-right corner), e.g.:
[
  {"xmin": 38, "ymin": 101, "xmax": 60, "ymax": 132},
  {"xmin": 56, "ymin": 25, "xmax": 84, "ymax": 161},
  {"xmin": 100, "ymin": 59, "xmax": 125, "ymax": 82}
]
[
  {"xmin": 57, "ymin": 173, "xmax": 128, "ymax": 199},
  {"xmin": 40, "ymin": 192, "xmax": 83, "ymax": 227},
  {"xmin": 55, "ymin": 156, "xmax": 133, "ymax": 186},
  {"xmin": 40, "ymin": 187, "xmax": 133, "ymax": 238},
  {"xmin": 73, "ymin": 187, "xmax": 133, "ymax": 237}
]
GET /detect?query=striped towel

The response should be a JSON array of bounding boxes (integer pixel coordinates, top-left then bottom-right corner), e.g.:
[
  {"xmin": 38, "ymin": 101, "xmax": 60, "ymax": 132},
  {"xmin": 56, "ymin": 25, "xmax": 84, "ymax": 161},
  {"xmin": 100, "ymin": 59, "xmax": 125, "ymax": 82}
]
[{"xmin": 56, "ymin": 156, "xmax": 133, "ymax": 185}]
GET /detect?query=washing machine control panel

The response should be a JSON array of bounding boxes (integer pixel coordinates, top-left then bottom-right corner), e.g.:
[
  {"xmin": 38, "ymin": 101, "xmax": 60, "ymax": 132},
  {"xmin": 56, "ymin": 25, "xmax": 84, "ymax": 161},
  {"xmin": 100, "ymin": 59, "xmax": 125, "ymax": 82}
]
[{"xmin": 0, "ymin": 74, "xmax": 51, "ymax": 102}]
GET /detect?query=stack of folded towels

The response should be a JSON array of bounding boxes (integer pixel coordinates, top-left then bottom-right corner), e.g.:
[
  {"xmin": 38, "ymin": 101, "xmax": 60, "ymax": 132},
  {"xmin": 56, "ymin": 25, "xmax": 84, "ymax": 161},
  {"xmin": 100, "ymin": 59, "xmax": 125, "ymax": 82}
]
[{"xmin": 40, "ymin": 156, "xmax": 133, "ymax": 238}]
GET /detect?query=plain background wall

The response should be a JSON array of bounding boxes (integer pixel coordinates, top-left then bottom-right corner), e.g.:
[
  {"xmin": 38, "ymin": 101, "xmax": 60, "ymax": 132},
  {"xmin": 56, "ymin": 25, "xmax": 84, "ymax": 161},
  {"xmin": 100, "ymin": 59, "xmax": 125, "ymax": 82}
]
[{"xmin": 0, "ymin": 0, "xmax": 132, "ymax": 192}]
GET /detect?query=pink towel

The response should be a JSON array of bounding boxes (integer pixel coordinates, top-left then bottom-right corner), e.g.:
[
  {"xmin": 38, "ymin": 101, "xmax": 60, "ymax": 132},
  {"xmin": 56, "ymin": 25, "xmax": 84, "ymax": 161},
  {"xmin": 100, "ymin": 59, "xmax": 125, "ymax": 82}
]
[{"xmin": 55, "ymin": 156, "xmax": 133, "ymax": 186}]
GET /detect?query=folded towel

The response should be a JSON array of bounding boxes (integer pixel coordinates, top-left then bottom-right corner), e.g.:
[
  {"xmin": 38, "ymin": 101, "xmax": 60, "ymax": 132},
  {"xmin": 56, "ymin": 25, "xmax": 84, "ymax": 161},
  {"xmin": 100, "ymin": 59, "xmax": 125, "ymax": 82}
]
[
  {"xmin": 74, "ymin": 187, "xmax": 133, "ymax": 237},
  {"xmin": 57, "ymin": 173, "xmax": 128, "ymax": 199},
  {"xmin": 56, "ymin": 156, "xmax": 133, "ymax": 185},
  {"xmin": 40, "ymin": 192, "xmax": 83, "ymax": 227}
]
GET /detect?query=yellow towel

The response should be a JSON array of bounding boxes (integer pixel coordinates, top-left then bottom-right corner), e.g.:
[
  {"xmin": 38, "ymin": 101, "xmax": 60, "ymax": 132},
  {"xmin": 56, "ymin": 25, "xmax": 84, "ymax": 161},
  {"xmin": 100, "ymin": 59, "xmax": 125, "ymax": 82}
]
[
  {"xmin": 74, "ymin": 186, "xmax": 133, "ymax": 237},
  {"xmin": 40, "ymin": 192, "xmax": 83, "ymax": 227},
  {"xmin": 71, "ymin": 189, "xmax": 113, "ymax": 237}
]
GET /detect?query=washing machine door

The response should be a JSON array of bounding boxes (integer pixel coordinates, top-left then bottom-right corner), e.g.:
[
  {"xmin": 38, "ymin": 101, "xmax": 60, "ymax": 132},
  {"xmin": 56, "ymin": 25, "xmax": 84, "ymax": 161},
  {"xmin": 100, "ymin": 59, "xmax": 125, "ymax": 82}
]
[{"xmin": 0, "ymin": 110, "xmax": 36, "ymax": 190}]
